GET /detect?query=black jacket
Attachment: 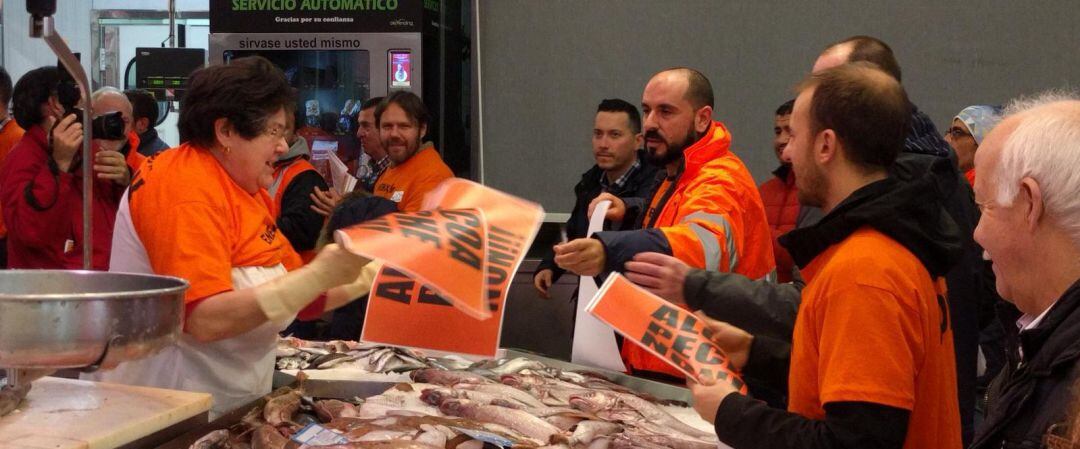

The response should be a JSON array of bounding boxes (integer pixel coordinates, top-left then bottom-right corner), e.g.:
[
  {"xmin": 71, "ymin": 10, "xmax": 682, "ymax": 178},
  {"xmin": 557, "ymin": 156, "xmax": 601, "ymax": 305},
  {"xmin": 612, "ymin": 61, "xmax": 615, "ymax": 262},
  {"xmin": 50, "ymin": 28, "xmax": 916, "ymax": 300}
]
[
  {"xmin": 684, "ymin": 107, "xmax": 996, "ymax": 445},
  {"xmin": 713, "ymin": 157, "xmax": 963, "ymax": 449},
  {"xmin": 537, "ymin": 150, "xmax": 660, "ymax": 282},
  {"xmin": 971, "ymin": 279, "xmax": 1080, "ymax": 449},
  {"xmin": 136, "ymin": 128, "xmax": 171, "ymax": 157},
  {"xmin": 274, "ymin": 156, "xmax": 330, "ymax": 252}
]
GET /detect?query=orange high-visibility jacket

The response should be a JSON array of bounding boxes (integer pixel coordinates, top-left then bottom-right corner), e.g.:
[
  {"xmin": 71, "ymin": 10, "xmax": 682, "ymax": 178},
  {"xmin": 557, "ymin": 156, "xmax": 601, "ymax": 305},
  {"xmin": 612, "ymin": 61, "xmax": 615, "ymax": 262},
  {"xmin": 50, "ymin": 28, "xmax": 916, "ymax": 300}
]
[
  {"xmin": 595, "ymin": 121, "xmax": 776, "ymax": 379},
  {"xmin": 270, "ymin": 157, "xmax": 323, "ymax": 263}
]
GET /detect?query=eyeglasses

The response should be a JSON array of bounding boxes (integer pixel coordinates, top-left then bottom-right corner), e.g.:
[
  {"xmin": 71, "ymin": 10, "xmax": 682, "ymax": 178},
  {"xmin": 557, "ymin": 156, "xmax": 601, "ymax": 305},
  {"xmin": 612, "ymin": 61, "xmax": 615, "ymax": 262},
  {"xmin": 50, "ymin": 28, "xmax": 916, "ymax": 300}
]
[
  {"xmin": 263, "ymin": 125, "xmax": 286, "ymax": 139},
  {"xmin": 945, "ymin": 127, "xmax": 973, "ymax": 139},
  {"xmin": 1045, "ymin": 423, "xmax": 1080, "ymax": 449}
]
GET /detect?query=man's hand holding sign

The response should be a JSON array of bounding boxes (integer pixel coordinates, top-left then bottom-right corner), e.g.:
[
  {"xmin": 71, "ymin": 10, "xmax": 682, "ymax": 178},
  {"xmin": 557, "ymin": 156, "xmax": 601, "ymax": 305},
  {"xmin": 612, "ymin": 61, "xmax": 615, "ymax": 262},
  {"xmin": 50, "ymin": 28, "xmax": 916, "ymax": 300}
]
[{"xmin": 585, "ymin": 273, "xmax": 748, "ymax": 394}]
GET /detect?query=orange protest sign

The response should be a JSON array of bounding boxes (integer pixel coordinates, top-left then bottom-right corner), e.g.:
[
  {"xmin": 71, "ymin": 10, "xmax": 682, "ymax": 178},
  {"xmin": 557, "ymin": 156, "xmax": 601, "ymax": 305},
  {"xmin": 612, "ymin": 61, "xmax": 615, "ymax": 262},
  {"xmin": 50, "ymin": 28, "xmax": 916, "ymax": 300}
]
[
  {"xmin": 336, "ymin": 208, "xmax": 492, "ymax": 320},
  {"xmin": 586, "ymin": 273, "xmax": 748, "ymax": 391},
  {"xmin": 422, "ymin": 179, "xmax": 544, "ymax": 315},
  {"xmin": 361, "ymin": 266, "xmax": 501, "ymax": 357}
]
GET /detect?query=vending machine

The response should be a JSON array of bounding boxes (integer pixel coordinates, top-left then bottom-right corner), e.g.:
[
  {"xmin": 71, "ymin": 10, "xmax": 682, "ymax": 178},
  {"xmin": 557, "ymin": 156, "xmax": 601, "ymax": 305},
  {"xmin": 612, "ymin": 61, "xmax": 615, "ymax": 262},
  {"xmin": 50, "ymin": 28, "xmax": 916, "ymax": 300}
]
[{"xmin": 208, "ymin": 2, "xmax": 424, "ymax": 175}]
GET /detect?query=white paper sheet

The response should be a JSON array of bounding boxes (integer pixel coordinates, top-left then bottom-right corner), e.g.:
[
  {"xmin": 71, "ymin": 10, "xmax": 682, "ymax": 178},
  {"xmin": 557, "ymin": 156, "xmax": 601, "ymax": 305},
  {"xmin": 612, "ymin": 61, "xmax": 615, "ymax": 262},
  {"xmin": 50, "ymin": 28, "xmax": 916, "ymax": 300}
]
[
  {"xmin": 571, "ymin": 200, "xmax": 627, "ymax": 372},
  {"xmin": 325, "ymin": 148, "xmax": 358, "ymax": 195}
]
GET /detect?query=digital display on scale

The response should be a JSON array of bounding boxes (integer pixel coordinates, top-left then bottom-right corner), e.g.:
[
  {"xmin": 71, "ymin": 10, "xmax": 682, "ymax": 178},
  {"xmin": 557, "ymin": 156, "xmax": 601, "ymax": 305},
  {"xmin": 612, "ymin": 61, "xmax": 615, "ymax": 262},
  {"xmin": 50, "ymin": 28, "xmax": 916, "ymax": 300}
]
[{"xmin": 389, "ymin": 50, "xmax": 411, "ymax": 89}]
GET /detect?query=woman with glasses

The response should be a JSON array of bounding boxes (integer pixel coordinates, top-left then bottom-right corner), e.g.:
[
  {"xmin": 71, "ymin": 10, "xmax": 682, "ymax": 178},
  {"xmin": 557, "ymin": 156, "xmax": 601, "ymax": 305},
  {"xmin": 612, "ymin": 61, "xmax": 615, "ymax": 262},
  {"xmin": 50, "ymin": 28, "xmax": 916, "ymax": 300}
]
[
  {"xmin": 84, "ymin": 56, "xmax": 377, "ymax": 418},
  {"xmin": 944, "ymin": 105, "xmax": 1003, "ymax": 185}
]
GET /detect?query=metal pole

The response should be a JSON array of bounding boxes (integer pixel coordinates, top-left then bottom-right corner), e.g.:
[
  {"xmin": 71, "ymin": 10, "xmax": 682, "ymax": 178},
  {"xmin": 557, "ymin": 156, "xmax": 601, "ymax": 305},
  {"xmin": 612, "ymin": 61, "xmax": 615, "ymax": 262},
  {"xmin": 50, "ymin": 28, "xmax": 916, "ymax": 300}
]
[
  {"xmin": 168, "ymin": 0, "xmax": 176, "ymax": 48},
  {"xmin": 35, "ymin": 16, "xmax": 93, "ymax": 270},
  {"xmin": 438, "ymin": 0, "xmax": 446, "ymax": 156}
]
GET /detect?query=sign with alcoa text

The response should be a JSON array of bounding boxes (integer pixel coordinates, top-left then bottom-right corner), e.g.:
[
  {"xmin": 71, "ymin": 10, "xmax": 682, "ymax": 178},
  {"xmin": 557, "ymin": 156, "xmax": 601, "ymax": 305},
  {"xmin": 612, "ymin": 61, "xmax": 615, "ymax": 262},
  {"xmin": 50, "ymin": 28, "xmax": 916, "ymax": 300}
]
[
  {"xmin": 359, "ymin": 179, "xmax": 544, "ymax": 357},
  {"xmin": 211, "ymin": 0, "xmax": 422, "ymax": 33},
  {"xmin": 362, "ymin": 266, "xmax": 503, "ymax": 356},
  {"xmin": 337, "ymin": 208, "xmax": 492, "ymax": 320},
  {"xmin": 421, "ymin": 179, "xmax": 545, "ymax": 315},
  {"xmin": 586, "ymin": 273, "xmax": 748, "ymax": 391}
]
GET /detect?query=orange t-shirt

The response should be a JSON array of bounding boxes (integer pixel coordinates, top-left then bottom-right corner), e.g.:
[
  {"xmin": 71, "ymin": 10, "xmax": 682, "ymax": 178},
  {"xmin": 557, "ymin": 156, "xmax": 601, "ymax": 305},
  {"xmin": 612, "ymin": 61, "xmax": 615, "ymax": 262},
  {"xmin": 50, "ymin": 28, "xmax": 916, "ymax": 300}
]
[
  {"xmin": 126, "ymin": 143, "xmax": 301, "ymax": 303},
  {"xmin": 0, "ymin": 118, "xmax": 26, "ymax": 238},
  {"xmin": 788, "ymin": 227, "xmax": 961, "ymax": 449},
  {"xmin": 372, "ymin": 143, "xmax": 453, "ymax": 212}
]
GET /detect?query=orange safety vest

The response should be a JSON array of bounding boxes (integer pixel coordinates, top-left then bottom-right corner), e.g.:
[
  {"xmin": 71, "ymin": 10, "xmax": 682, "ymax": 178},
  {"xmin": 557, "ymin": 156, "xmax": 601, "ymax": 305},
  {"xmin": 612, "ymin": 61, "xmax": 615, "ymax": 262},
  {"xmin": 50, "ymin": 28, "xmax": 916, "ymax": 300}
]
[
  {"xmin": 0, "ymin": 118, "xmax": 26, "ymax": 239},
  {"xmin": 269, "ymin": 157, "xmax": 321, "ymax": 263},
  {"xmin": 126, "ymin": 132, "xmax": 147, "ymax": 171},
  {"xmin": 623, "ymin": 121, "xmax": 776, "ymax": 379}
]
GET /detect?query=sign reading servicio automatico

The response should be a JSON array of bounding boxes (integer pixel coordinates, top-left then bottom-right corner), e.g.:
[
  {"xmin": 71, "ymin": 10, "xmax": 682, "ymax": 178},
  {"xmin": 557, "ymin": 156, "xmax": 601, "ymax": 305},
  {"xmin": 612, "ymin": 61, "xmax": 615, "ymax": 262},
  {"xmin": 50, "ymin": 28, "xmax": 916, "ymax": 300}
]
[{"xmin": 212, "ymin": 0, "xmax": 423, "ymax": 33}]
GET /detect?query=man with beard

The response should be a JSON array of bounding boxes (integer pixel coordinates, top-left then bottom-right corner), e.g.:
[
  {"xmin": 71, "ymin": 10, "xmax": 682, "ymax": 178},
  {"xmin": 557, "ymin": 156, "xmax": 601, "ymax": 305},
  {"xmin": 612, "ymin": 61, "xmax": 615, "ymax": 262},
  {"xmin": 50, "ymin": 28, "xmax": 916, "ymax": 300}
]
[
  {"xmin": 758, "ymin": 99, "xmax": 799, "ymax": 283},
  {"xmin": 309, "ymin": 96, "xmax": 390, "ymax": 216},
  {"xmin": 553, "ymin": 67, "xmax": 775, "ymax": 381},
  {"xmin": 626, "ymin": 37, "xmax": 994, "ymax": 445},
  {"xmin": 369, "ymin": 91, "xmax": 453, "ymax": 212},
  {"xmin": 688, "ymin": 62, "xmax": 962, "ymax": 449}
]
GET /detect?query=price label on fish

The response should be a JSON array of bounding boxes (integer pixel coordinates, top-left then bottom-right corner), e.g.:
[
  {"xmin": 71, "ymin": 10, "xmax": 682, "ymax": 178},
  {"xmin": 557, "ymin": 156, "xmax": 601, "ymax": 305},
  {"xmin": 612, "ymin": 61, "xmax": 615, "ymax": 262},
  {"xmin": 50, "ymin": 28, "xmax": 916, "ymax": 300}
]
[{"xmin": 585, "ymin": 274, "xmax": 748, "ymax": 391}]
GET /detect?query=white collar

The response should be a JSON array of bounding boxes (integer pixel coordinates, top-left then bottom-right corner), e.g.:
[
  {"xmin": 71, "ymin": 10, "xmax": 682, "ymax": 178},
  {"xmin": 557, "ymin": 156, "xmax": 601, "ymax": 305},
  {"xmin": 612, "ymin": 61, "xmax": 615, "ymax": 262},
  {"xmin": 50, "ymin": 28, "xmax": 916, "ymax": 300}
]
[{"xmin": 1017, "ymin": 300, "xmax": 1059, "ymax": 332}]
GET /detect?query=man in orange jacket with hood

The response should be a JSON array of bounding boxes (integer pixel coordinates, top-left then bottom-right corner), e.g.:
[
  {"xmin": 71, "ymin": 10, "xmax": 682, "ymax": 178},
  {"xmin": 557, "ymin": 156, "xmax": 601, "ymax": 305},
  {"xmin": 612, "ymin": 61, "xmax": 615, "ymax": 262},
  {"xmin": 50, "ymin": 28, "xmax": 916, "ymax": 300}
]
[{"xmin": 555, "ymin": 67, "xmax": 775, "ymax": 381}]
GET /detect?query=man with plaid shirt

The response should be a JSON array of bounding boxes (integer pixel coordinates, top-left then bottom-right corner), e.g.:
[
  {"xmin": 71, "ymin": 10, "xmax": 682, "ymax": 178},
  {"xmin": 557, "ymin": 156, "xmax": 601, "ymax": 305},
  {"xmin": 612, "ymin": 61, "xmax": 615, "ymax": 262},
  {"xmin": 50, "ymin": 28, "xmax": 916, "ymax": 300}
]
[{"xmin": 534, "ymin": 98, "xmax": 659, "ymax": 298}]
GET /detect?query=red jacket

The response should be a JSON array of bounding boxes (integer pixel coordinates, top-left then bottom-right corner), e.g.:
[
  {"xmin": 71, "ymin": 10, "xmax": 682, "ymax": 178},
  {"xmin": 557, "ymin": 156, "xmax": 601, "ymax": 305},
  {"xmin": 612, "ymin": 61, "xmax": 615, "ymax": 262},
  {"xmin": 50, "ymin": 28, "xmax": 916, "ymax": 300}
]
[
  {"xmin": 0, "ymin": 125, "xmax": 125, "ymax": 270},
  {"xmin": 758, "ymin": 164, "xmax": 800, "ymax": 283},
  {"xmin": 596, "ymin": 121, "xmax": 775, "ymax": 379}
]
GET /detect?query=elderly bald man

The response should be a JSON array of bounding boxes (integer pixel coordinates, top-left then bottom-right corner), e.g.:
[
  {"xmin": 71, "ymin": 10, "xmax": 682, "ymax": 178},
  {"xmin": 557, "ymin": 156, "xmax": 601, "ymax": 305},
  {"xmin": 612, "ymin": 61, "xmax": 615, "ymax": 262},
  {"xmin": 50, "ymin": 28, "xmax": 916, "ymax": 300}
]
[
  {"xmin": 969, "ymin": 94, "xmax": 1080, "ymax": 449},
  {"xmin": 91, "ymin": 87, "xmax": 145, "ymax": 176}
]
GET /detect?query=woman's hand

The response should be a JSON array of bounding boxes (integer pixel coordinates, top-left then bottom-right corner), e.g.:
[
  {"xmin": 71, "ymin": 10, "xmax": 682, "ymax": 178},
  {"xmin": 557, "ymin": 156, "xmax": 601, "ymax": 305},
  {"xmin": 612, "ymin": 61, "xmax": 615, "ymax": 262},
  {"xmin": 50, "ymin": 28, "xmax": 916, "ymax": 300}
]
[{"xmin": 49, "ymin": 114, "xmax": 83, "ymax": 172}]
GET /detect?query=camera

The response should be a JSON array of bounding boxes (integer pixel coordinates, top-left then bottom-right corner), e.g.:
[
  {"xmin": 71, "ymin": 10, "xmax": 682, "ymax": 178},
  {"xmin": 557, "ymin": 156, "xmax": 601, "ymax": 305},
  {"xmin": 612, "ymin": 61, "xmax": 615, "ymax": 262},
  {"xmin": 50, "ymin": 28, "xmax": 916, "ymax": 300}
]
[
  {"xmin": 56, "ymin": 59, "xmax": 127, "ymax": 141},
  {"xmin": 83, "ymin": 110, "xmax": 126, "ymax": 141}
]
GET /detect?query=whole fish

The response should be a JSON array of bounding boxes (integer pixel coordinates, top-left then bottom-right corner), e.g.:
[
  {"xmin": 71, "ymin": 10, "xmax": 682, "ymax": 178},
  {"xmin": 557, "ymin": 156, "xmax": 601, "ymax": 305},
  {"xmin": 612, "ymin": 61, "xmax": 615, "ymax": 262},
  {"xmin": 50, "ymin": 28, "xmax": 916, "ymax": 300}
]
[
  {"xmin": 420, "ymin": 386, "xmax": 526, "ymax": 410},
  {"xmin": 377, "ymin": 354, "xmax": 429, "ymax": 373},
  {"xmin": 426, "ymin": 357, "xmax": 473, "ymax": 371},
  {"xmin": 410, "ymin": 369, "xmax": 490, "ymax": 386},
  {"xmin": 314, "ymin": 352, "xmax": 358, "ymax": 369},
  {"xmin": 325, "ymin": 340, "xmax": 353, "ymax": 353},
  {"xmin": 455, "ymin": 383, "xmax": 547, "ymax": 408},
  {"xmin": 483, "ymin": 357, "xmax": 548, "ymax": 376},
  {"xmin": 187, "ymin": 429, "xmax": 230, "ymax": 449},
  {"xmin": 568, "ymin": 391, "xmax": 713, "ymax": 440},
  {"xmin": 275, "ymin": 341, "xmax": 301, "ymax": 358},
  {"xmin": 439, "ymin": 398, "xmax": 566, "ymax": 444}
]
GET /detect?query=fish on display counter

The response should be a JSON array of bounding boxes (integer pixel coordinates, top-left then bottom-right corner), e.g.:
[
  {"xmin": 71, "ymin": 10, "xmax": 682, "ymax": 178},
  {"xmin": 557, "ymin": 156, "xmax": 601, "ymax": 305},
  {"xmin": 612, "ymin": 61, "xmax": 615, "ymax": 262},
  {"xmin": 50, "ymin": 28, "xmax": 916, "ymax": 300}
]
[{"xmin": 187, "ymin": 338, "xmax": 720, "ymax": 448}]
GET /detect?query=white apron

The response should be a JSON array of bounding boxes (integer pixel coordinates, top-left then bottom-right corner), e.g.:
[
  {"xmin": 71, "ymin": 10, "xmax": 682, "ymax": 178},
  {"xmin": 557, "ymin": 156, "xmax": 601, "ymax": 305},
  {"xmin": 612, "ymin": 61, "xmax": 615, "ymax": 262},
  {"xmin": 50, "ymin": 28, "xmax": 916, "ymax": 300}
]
[{"xmin": 83, "ymin": 191, "xmax": 295, "ymax": 419}]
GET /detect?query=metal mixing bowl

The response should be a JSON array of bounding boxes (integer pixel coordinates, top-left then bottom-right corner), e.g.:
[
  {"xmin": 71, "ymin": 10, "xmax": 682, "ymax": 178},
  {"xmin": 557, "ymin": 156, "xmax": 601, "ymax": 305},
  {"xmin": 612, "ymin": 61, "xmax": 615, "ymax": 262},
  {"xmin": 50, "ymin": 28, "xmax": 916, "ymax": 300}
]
[{"xmin": 0, "ymin": 270, "xmax": 188, "ymax": 370}]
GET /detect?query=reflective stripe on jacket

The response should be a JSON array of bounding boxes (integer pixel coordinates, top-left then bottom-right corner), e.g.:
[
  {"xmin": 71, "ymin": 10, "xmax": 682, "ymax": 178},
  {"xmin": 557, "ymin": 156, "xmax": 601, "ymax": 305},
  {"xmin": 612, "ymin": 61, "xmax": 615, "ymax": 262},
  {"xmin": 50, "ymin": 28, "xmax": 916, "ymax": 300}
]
[{"xmin": 603, "ymin": 121, "xmax": 776, "ymax": 379}]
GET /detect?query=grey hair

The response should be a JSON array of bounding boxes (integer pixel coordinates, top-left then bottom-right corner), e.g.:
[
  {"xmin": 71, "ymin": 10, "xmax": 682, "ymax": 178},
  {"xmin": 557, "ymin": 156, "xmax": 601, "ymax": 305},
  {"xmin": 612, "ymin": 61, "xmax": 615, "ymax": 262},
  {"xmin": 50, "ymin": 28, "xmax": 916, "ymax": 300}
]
[
  {"xmin": 91, "ymin": 86, "xmax": 126, "ymax": 103},
  {"xmin": 995, "ymin": 89, "xmax": 1080, "ymax": 244}
]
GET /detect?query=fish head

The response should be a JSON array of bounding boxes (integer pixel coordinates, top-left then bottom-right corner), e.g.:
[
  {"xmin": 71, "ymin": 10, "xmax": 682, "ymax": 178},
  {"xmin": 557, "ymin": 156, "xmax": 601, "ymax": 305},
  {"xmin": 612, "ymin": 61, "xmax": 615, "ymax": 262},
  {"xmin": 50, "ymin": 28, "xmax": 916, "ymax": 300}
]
[
  {"xmin": 420, "ymin": 388, "xmax": 455, "ymax": 406},
  {"xmin": 501, "ymin": 374, "xmax": 525, "ymax": 387},
  {"xmin": 437, "ymin": 398, "xmax": 467, "ymax": 416},
  {"xmin": 568, "ymin": 391, "xmax": 616, "ymax": 413},
  {"xmin": 411, "ymin": 369, "xmax": 436, "ymax": 383}
]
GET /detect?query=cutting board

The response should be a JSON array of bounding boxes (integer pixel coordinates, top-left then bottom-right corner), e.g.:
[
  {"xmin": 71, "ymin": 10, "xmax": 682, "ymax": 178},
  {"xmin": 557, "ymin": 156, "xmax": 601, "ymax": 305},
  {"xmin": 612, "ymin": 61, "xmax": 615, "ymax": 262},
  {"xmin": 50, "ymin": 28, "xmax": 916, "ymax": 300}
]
[{"xmin": 0, "ymin": 377, "xmax": 212, "ymax": 449}]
